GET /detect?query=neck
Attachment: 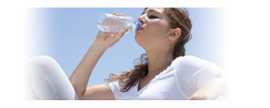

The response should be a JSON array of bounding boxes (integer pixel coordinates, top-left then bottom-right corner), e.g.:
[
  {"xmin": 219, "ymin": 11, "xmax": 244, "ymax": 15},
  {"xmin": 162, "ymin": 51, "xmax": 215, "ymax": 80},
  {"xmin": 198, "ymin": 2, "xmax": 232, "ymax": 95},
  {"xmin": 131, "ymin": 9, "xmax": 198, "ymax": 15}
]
[{"xmin": 146, "ymin": 48, "xmax": 173, "ymax": 77}]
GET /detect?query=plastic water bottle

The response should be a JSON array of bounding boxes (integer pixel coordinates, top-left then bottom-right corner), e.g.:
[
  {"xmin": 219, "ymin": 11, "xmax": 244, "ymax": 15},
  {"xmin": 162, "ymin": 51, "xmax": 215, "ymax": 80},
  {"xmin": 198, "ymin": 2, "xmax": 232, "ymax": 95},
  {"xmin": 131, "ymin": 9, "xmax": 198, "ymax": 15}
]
[{"xmin": 97, "ymin": 13, "xmax": 136, "ymax": 33}]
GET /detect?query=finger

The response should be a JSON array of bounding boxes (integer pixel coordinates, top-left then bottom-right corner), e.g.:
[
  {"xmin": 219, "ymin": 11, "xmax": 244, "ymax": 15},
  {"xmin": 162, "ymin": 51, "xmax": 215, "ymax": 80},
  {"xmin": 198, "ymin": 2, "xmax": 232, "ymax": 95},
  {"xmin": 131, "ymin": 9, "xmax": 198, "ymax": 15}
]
[
  {"xmin": 97, "ymin": 31, "xmax": 114, "ymax": 39},
  {"xmin": 117, "ymin": 13, "xmax": 125, "ymax": 16},
  {"xmin": 116, "ymin": 28, "xmax": 128, "ymax": 38},
  {"xmin": 97, "ymin": 31, "xmax": 105, "ymax": 37},
  {"xmin": 98, "ymin": 31, "xmax": 109, "ymax": 36},
  {"xmin": 110, "ymin": 33, "xmax": 115, "ymax": 37},
  {"xmin": 112, "ymin": 12, "xmax": 119, "ymax": 16},
  {"xmin": 112, "ymin": 12, "xmax": 125, "ymax": 16},
  {"xmin": 120, "ymin": 28, "xmax": 129, "ymax": 35}
]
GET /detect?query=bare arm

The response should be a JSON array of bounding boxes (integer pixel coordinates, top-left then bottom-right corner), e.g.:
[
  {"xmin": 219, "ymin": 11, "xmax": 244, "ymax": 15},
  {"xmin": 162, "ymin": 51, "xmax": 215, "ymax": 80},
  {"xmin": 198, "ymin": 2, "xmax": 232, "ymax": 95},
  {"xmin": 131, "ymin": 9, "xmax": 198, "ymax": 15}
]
[
  {"xmin": 70, "ymin": 26, "xmax": 128, "ymax": 99},
  {"xmin": 70, "ymin": 43, "xmax": 106, "ymax": 97}
]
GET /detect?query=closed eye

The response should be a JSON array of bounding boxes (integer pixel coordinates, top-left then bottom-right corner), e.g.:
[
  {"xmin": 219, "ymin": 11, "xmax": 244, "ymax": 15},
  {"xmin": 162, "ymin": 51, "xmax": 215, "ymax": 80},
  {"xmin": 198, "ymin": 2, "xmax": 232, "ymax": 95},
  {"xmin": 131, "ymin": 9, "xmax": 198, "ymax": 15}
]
[{"xmin": 148, "ymin": 15, "xmax": 159, "ymax": 19}]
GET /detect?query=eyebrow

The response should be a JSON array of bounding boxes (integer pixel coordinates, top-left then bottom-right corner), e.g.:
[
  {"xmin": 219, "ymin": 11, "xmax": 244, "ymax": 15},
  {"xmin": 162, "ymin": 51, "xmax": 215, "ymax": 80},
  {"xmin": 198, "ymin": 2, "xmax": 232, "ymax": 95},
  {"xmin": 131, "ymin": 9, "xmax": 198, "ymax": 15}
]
[{"xmin": 143, "ymin": 8, "xmax": 160, "ymax": 15}]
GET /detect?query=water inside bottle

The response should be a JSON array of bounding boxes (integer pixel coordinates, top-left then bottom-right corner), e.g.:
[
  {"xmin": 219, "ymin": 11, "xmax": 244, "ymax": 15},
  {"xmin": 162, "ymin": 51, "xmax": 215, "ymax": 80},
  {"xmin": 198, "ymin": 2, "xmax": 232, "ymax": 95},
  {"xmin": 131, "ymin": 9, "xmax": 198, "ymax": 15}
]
[{"xmin": 97, "ymin": 13, "xmax": 136, "ymax": 33}]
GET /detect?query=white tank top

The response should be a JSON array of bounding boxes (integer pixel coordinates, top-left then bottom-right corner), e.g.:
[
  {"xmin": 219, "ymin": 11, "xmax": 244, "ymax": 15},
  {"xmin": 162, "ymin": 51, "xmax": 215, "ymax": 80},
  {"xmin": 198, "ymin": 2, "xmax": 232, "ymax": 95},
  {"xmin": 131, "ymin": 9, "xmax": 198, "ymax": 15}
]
[{"xmin": 107, "ymin": 55, "xmax": 222, "ymax": 100}]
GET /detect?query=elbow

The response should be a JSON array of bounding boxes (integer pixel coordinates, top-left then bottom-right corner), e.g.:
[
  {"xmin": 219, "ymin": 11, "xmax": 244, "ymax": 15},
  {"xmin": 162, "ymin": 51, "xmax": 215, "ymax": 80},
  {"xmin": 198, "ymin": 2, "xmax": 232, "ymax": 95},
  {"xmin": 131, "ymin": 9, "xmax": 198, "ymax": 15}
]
[{"xmin": 70, "ymin": 81, "xmax": 86, "ymax": 98}]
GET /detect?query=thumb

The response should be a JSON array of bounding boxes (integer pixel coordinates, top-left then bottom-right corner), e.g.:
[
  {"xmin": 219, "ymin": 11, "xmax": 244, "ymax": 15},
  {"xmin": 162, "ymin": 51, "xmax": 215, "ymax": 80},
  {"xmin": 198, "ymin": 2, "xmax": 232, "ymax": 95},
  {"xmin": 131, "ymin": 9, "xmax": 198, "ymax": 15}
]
[{"xmin": 117, "ymin": 28, "xmax": 129, "ymax": 38}]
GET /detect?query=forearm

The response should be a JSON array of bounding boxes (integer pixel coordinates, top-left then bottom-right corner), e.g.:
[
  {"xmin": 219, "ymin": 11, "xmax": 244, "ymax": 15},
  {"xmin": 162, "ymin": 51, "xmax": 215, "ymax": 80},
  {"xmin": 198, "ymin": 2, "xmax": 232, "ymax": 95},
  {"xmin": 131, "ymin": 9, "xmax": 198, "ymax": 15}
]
[
  {"xmin": 70, "ymin": 42, "xmax": 106, "ymax": 96},
  {"xmin": 70, "ymin": 26, "xmax": 128, "ymax": 97}
]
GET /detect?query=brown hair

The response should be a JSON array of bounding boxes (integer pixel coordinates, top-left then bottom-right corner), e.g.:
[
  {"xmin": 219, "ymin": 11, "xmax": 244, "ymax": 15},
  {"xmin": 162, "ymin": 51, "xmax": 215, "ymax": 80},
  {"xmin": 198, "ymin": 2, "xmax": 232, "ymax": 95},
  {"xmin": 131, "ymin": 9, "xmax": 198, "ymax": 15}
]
[{"xmin": 107, "ymin": 8, "xmax": 192, "ymax": 92}]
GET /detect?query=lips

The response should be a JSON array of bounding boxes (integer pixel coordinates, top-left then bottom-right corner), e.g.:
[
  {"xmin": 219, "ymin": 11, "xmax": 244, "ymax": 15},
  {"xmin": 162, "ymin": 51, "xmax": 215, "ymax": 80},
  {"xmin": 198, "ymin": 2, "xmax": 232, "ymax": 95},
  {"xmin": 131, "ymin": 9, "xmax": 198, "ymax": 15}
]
[{"xmin": 136, "ymin": 20, "xmax": 143, "ymax": 32}]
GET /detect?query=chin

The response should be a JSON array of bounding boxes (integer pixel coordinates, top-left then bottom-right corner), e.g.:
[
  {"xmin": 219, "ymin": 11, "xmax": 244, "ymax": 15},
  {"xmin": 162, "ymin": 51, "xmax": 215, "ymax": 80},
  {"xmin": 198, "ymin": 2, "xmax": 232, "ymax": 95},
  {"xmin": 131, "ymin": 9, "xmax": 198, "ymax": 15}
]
[{"xmin": 135, "ymin": 34, "xmax": 143, "ymax": 48}]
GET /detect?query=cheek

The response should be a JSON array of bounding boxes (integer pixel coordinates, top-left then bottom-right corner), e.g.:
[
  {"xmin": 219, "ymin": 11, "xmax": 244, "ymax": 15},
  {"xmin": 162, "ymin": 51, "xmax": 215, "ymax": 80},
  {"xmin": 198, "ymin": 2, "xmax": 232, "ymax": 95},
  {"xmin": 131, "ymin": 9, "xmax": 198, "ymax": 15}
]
[
  {"xmin": 135, "ymin": 20, "xmax": 169, "ymax": 47},
  {"xmin": 148, "ymin": 21, "xmax": 169, "ymax": 35}
]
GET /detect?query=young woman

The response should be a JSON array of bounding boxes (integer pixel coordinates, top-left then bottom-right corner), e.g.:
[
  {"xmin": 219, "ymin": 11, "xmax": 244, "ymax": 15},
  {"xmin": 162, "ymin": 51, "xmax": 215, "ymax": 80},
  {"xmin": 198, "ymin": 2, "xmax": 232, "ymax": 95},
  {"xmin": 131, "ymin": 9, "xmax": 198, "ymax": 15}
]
[{"xmin": 28, "ymin": 8, "xmax": 224, "ymax": 100}]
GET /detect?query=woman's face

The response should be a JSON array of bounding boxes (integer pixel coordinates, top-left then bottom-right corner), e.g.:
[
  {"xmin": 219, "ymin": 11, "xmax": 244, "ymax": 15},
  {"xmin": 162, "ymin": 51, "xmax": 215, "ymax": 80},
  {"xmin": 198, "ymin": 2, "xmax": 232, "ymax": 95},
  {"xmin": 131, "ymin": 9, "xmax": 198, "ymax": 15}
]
[{"xmin": 135, "ymin": 8, "xmax": 172, "ymax": 50}]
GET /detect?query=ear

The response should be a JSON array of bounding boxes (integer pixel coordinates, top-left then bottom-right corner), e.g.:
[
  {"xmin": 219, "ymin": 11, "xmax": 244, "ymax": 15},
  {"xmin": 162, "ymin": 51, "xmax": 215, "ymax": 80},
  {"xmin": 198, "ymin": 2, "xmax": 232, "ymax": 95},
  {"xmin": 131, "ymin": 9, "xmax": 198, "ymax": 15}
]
[{"xmin": 168, "ymin": 28, "xmax": 182, "ymax": 42}]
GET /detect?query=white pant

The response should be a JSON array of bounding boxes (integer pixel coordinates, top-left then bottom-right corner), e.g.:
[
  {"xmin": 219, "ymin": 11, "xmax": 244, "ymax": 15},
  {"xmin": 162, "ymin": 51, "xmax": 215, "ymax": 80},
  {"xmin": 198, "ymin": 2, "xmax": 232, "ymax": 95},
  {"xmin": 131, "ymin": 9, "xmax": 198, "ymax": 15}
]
[{"xmin": 26, "ymin": 56, "xmax": 76, "ymax": 100}]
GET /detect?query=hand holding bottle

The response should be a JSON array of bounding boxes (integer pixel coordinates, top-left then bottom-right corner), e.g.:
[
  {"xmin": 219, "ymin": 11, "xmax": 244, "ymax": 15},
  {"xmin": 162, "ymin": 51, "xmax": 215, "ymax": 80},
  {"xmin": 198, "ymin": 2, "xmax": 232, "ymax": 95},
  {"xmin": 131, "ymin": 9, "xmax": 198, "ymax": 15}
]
[{"xmin": 93, "ymin": 13, "xmax": 130, "ymax": 51}]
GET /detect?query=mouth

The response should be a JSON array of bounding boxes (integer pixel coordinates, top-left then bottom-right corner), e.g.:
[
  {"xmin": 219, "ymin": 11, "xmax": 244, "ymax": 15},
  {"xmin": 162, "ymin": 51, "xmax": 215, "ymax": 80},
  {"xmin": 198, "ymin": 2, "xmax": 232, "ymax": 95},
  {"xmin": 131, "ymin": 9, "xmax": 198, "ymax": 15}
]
[{"xmin": 136, "ymin": 20, "xmax": 144, "ymax": 32}]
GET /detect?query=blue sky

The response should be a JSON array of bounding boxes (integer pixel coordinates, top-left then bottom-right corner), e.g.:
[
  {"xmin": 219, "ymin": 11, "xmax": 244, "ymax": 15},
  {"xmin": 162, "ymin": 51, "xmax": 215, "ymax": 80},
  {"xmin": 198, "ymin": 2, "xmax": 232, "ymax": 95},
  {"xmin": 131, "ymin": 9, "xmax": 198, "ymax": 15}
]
[{"xmin": 30, "ymin": 8, "xmax": 224, "ymax": 85}]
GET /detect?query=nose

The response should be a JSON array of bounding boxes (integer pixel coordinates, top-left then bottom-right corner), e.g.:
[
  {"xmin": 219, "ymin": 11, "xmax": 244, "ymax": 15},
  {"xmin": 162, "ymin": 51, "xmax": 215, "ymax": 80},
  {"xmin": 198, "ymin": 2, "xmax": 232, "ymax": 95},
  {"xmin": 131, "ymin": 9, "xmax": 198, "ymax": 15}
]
[{"xmin": 138, "ymin": 13, "xmax": 147, "ymax": 23}]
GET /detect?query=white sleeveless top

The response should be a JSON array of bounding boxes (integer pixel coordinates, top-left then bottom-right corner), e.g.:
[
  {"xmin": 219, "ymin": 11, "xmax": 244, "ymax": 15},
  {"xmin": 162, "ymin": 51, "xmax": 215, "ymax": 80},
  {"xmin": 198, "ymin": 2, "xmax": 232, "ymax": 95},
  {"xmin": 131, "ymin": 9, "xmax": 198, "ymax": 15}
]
[{"xmin": 107, "ymin": 55, "xmax": 222, "ymax": 100}]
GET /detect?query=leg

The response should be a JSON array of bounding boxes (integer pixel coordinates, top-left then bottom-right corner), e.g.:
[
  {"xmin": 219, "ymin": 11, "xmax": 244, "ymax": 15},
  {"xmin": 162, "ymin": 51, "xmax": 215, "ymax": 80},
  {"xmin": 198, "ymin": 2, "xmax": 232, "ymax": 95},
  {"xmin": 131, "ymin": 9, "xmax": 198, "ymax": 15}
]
[{"xmin": 26, "ymin": 56, "xmax": 76, "ymax": 100}]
